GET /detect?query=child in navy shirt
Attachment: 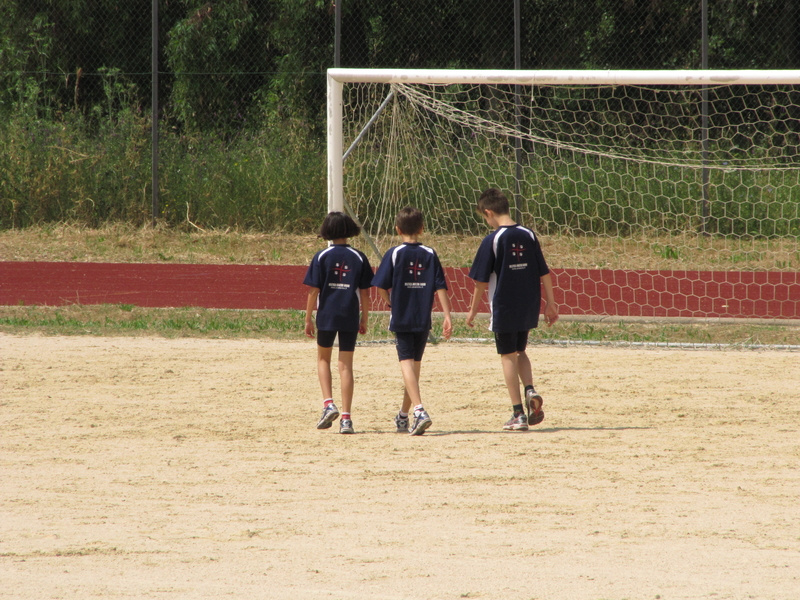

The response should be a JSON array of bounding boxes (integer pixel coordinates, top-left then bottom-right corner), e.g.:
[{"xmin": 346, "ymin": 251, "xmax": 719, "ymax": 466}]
[
  {"xmin": 372, "ymin": 207, "xmax": 452, "ymax": 435},
  {"xmin": 304, "ymin": 212, "xmax": 373, "ymax": 434},
  {"xmin": 466, "ymin": 188, "xmax": 559, "ymax": 431}
]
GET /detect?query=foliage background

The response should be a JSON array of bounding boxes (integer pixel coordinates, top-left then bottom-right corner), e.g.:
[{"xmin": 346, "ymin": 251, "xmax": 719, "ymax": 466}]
[{"xmin": 1, "ymin": 0, "xmax": 800, "ymax": 231}]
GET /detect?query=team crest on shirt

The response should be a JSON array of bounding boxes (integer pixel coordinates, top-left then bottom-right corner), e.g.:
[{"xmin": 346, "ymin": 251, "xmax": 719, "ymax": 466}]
[
  {"xmin": 329, "ymin": 261, "xmax": 352, "ymax": 289},
  {"xmin": 405, "ymin": 260, "xmax": 427, "ymax": 288},
  {"xmin": 508, "ymin": 242, "xmax": 528, "ymax": 270}
]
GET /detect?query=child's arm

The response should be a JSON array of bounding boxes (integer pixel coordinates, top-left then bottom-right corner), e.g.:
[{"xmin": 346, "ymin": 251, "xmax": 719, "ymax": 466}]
[
  {"xmin": 466, "ymin": 281, "xmax": 488, "ymax": 328},
  {"xmin": 359, "ymin": 287, "xmax": 370, "ymax": 334},
  {"xmin": 541, "ymin": 272, "xmax": 559, "ymax": 327},
  {"xmin": 376, "ymin": 287, "xmax": 391, "ymax": 308},
  {"xmin": 436, "ymin": 288, "xmax": 453, "ymax": 339},
  {"xmin": 304, "ymin": 288, "xmax": 319, "ymax": 338}
]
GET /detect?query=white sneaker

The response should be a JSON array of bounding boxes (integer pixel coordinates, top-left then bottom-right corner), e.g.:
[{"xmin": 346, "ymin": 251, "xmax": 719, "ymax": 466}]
[
  {"xmin": 409, "ymin": 409, "xmax": 432, "ymax": 436},
  {"xmin": 503, "ymin": 413, "xmax": 528, "ymax": 431},
  {"xmin": 316, "ymin": 403, "xmax": 340, "ymax": 429},
  {"xmin": 394, "ymin": 413, "xmax": 409, "ymax": 433}
]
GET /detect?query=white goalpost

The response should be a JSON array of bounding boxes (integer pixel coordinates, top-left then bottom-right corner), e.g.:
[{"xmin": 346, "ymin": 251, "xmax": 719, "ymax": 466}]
[{"xmin": 327, "ymin": 68, "xmax": 800, "ymax": 322}]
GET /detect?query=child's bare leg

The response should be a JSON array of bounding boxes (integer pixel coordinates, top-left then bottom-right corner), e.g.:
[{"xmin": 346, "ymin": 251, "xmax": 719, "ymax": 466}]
[
  {"xmin": 500, "ymin": 352, "xmax": 523, "ymax": 405},
  {"xmin": 401, "ymin": 387, "xmax": 411, "ymax": 414},
  {"xmin": 516, "ymin": 349, "xmax": 534, "ymax": 389},
  {"xmin": 337, "ymin": 350, "xmax": 355, "ymax": 414},
  {"xmin": 317, "ymin": 345, "xmax": 334, "ymax": 400},
  {"xmin": 399, "ymin": 359, "xmax": 422, "ymax": 413}
]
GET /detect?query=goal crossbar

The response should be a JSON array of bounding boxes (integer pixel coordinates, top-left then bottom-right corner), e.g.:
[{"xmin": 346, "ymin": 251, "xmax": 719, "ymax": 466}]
[{"xmin": 329, "ymin": 68, "xmax": 800, "ymax": 86}]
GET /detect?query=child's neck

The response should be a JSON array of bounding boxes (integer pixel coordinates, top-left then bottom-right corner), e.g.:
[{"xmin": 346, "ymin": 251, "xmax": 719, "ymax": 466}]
[
  {"xmin": 400, "ymin": 234, "xmax": 420, "ymax": 244},
  {"xmin": 330, "ymin": 238, "xmax": 348, "ymax": 245},
  {"xmin": 494, "ymin": 214, "xmax": 516, "ymax": 227}
]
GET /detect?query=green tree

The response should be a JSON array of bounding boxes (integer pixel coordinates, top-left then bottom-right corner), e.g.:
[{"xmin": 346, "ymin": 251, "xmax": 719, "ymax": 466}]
[
  {"xmin": 265, "ymin": 0, "xmax": 334, "ymax": 132},
  {"xmin": 710, "ymin": 0, "xmax": 800, "ymax": 68},
  {"xmin": 165, "ymin": 0, "xmax": 277, "ymax": 132}
]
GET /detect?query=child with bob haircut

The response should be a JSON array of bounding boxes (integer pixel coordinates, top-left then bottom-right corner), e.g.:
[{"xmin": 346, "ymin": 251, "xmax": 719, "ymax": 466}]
[
  {"xmin": 466, "ymin": 188, "xmax": 559, "ymax": 431},
  {"xmin": 372, "ymin": 206, "xmax": 452, "ymax": 435},
  {"xmin": 303, "ymin": 211, "xmax": 373, "ymax": 434}
]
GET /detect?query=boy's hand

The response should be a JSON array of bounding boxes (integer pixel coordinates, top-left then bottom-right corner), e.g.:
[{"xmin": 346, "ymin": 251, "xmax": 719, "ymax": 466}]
[
  {"xmin": 359, "ymin": 316, "xmax": 368, "ymax": 335},
  {"xmin": 442, "ymin": 315, "xmax": 453, "ymax": 340},
  {"xmin": 544, "ymin": 302, "xmax": 559, "ymax": 327},
  {"xmin": 304, "ymin": 320, "xmax": 315, "ymax": 338},
  {"xmin": 466, "ymin": 282, "xmax": 487, "ymax": 329}
]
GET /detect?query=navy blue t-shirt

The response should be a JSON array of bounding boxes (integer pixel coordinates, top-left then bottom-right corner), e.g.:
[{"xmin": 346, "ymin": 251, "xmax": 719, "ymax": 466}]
[
  {"xmin": 303, "ymin": 244, "xmax": 373, "ymax": 332},
  {"xmin": 468, "ymin": 224, "xmax": 550, "ymax": 333},
  {"xmin": 372, "ymin": 242, "xmax": 448, "ymax": 332}
]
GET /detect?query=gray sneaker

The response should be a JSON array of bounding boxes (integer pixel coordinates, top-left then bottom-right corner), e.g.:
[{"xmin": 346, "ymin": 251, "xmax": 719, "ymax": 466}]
[
  {"xmin": 525, "ymin": 388, "xmax": 544, "ymax": 426},
  {"xmin": 316, "ymin": 403, "xmax": 340, "ymax": 429},
  {"xmin": 394, "ymin": 413, "xmax": 409, "ymax": 433},
  {"xmin": 339, "ymin": 418, "xmax": 354, "ymax": 434},
  {"xmin": 503, "ymin": 413, "xmax": 529, "ymax": 431},
  {"xmin": 409, "ymin": 409, "xmax": 432, "ymax": 436}
]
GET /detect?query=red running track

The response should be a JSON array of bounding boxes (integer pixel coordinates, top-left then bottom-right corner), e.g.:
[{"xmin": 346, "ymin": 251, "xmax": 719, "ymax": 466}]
[{"xmin": 1, "ymin": 262, "xmax": 799, "ymax": 319}]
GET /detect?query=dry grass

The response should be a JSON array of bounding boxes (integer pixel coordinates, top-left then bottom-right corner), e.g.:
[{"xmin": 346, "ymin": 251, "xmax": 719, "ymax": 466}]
[
  {"xmin": 0, "ymin": 223, "xmax": 321, "ymax": 265},
  {"xmin": 1, "ymin": 223, "xmax": 798, "ymax": 271}
]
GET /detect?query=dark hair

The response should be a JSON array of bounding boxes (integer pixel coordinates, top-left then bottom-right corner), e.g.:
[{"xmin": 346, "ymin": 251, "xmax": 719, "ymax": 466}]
[
  {"xmin": 395, "ymin": 206, "xmax": 424, "ymax": 235},
  {"xmin": 477, "ymin": 188, "xmax": 510, "ymax": 216},
  {"xmin": 319, "ymin": 211, "xmax": 361, "ymax": 240}
]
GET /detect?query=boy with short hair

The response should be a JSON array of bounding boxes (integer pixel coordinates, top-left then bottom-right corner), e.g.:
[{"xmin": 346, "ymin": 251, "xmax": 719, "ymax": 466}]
[
  {"xmin": 466, "ymin": 188, "xmax": 559, "ymax": 431},
  {"xmin": 372, "ymin": 207, "xmax": 453, "ymax": 435}
]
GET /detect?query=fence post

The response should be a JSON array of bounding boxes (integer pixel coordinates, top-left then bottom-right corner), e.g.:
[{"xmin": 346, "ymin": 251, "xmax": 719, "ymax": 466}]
[
  {"xmin": 151, "ymin": 0, "xmax": 159, "ymax": 226},
  {"xmin": 335, "ymin": 0, "xmax": 342, "ymax": 68},
  {"xmin": 513, "ymin": 0, "xmax": 522, "ymax": 223},
  {"xmin": 701, "ymin": 0, "xmax": 710, "ymax": 235}
]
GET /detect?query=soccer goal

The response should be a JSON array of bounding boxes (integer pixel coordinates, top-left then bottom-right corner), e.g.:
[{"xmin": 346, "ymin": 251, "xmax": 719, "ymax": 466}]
[{"xmin": 327, "ymin": 69, "xmax": 800, "ymax": 321}]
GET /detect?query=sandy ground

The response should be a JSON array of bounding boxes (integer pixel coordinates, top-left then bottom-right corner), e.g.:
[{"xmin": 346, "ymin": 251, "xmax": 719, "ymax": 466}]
[{"xmin": 1, "ymin": 334, "xmax": 799, "ymax": 600}]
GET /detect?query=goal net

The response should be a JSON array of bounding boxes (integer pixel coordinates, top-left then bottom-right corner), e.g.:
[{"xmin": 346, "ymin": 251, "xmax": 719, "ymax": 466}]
[{"xmin": 327, "ymin": 69, "xmax": 800, "ymax": 323}]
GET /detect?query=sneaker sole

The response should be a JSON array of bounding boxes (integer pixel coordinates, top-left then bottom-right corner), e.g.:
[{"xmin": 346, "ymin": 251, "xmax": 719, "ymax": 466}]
[
  {"xmin": 525, "ymin": 394, "xmax": 543, "ymax": 426},
  {"xmin": 340, "ymin": 427, "xmax": 354, "ymax": 434},
  {"xmin": 316, "ymin": 411, "xmax": 340, "ymax": 430},
  {"xmin": 409, "ymin": 418, "xmax": 432, "ymax": 436}
]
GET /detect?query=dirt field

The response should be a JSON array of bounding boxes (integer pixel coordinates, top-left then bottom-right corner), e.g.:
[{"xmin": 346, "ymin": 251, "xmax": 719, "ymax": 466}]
[{"xmin": 1, "ymin": 334, "xmax": 798, "ymax": 600}]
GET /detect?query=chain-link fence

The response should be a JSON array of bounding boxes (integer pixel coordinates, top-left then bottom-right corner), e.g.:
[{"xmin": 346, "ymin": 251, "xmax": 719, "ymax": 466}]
[{"xmin": 1, "ymin": 0, "xmax": 799, "ymax": 230}]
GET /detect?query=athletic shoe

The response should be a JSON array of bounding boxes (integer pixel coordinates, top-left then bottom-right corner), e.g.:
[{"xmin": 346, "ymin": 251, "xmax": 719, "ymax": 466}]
[
  {"xmin": 409, "ymin": 409, "xmax": 432, "ymax": 436},
  {"xmin": 339, "ymin": 418, "xmax": 354, "ymax": 434},
  {"xmin": 503, "ymin": 413, "xmax": 529, "ymax": 431},
  {"xmin": 316, "ymin": 403, "xmax": 340, "ymax": 429},
  {"xmin": 394, "ymin": 413, "xmax": 409, "ymax": 433},
  {"xmin": 525, "ymin": 389, "xmax": 544, "ymax": 426}
]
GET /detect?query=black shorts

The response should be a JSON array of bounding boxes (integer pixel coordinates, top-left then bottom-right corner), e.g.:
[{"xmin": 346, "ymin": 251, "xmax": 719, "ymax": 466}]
[
  {"xmin": 317, "ymin": 330, "xmax": 358, "ymax": 352},
  {"xmin": 494, "ymin": 330, "xmax": 529, "ymax": 355},
  {"xmin": 395, "ymin": 331, "xmax": 428, "ymax": 362}
]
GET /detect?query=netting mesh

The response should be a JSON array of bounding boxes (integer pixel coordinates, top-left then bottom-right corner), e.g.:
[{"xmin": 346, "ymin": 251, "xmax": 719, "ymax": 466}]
[
  {"xmin": 342, "ymin": 81, "xmax": 800, "ymax": 321},
  {"xmin": 398, "ymin": 84, "xmax": 800, "ymax": 169}
]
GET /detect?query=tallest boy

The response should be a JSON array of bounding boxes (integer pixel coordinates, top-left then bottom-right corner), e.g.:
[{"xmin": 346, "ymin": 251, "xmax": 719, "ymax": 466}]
[{"xmin": 466, "ymin": 188, "xmax": 559, "ymax": 431}]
